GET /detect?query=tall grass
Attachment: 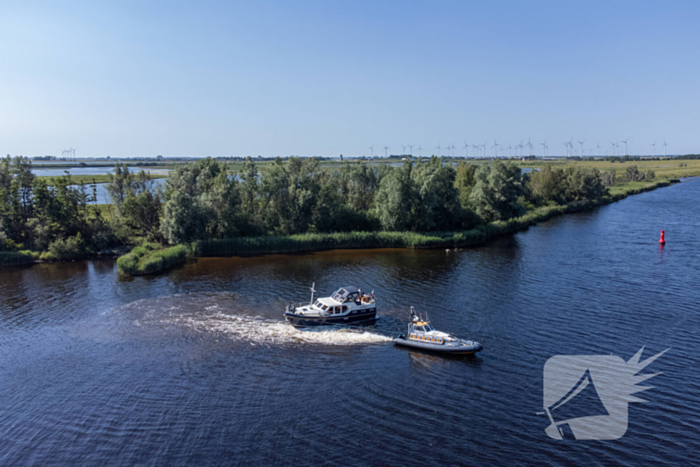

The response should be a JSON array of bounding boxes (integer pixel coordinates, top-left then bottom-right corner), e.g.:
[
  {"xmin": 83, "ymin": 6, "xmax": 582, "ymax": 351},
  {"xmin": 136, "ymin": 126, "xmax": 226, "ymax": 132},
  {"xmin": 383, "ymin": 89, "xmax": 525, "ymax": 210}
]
[
  {"xmin": 0, "ymin": 250, "xmax": 38, "ymax": 266},
  {"xmin": 117, "ymin": 243, "xmax": 187, "ymax": 275},
  {"xmin": 191, "ymin": 202, "xmax": 585, "ymax": 256}
]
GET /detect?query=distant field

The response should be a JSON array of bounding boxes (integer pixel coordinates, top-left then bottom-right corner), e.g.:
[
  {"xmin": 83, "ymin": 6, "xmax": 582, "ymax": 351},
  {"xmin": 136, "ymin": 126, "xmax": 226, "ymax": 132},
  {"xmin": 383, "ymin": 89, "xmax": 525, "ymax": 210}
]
[
  {"xmin": 32, "ymin": 157, "xmax": 700, "ymax": 180},
  {"xmin": 519, "ymin": 159, "xmax": 700, "ymax": 180}
]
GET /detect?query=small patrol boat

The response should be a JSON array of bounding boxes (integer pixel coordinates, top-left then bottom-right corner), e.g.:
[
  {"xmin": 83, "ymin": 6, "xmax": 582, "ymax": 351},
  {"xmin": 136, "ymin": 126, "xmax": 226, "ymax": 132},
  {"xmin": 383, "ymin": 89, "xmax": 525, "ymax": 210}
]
[
  {"xmin": 284, "ymin": 283, "xmax": 377, "ymax": 327},
  {"xmin": 394, "ymin": 307, "xmax": 483, "ymax": 355}
]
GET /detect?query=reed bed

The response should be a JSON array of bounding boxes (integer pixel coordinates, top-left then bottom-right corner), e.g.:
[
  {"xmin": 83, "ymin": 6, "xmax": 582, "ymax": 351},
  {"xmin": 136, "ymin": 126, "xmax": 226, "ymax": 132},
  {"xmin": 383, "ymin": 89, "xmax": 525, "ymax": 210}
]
[
  {"xmin": 117, "ymin": 243, "xmax": 186, "ymax": 275},
  {"xmin": 192, "ymin": 203, "xmax": 582, "ymax": 257}
]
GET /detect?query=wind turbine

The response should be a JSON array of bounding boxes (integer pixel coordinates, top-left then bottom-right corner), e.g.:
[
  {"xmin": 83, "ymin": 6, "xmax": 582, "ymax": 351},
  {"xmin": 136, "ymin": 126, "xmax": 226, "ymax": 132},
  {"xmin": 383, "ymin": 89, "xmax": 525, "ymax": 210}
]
[
  {"xmin": 435, "ymin": 143, "xmax": 441, "ymax": 157},
  {"xmin": 463, "ymin": 141, "xmax": 469, "ymax": 158},
  {"xmin": 577, "ymin": 140, "xmax": 586, "ymax": 158},
  {"xmin": 368, "ymin": 145, "xmax": 374, "ymax": 158},
  {"xmin": 663, "ymin": 140, "xmax": 667, "ymax": 157},
  {"xmin": 527, "ymin": 138, "xmax": 534, "ymax": 157},
  {"xmin": 383, "ymin": 144, "xmax": 389, "ymax": 158},
  {"xmin": 540, "ymin": 140, "xmax": 547, "ymax": 158},
  {"xmin": 507, "ymin": 143, "xmax": 512, "ymax": 158},
  {"xmin": 492, "ymin": 140, "xmax": 500, "ymax": 158},
  {"xmin": 418, "ymin": 145, "xmax": 422, "ymax": 157},
  {"xmin": 621, "ymin": 138, "xmax": 629, "ymax": 156},
  {"xmin": 650, "ymin": 141, "xmax": 656, "ymax": 157},
  {"xmin": 402, "ymin": 145, "xmax": 407, "ymax": 155},
  {"xmin": 596, "ymin": 142, "xmax": 600, "ymax": 157},
  {"xmin": 610, "ymin": 142, "xmax": 616, "ymax": 157},
  {"xmin": 408, "ymin": 144, "xmax": 414, "ymax": 156}
]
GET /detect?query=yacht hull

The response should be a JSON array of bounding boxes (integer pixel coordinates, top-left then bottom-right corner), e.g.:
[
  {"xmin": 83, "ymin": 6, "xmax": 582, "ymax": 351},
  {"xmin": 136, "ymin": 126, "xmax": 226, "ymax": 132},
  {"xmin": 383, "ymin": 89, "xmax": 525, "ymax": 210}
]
[{"xmin": 285, "ymin": 309, "xmax": 377, "ymax": 327}]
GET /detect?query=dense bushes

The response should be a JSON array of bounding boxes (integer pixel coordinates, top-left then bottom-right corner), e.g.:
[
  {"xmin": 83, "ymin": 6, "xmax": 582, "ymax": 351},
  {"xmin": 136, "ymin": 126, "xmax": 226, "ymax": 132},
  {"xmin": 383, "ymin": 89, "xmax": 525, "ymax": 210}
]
[
  {"xmin": 623, "ymin": 165, "xmax": 655, "ymax": 183},
  {"xmin": 526, "ymin": 166, "xmax": 607, "ymax": 206},
  {"xmin": 0, "ymin": 156, "xmax": 153, "ymax": 262},
  {"xmin": 40, "ymin": 233, "xmax": 89, "ymax": 261},
  {"xmin": 159, "ymin": 156, "xmax": 486, "ymax": 245},
  {"xmin": 117, "ymin": 243, "xmax": 186, "ymax": 275}
]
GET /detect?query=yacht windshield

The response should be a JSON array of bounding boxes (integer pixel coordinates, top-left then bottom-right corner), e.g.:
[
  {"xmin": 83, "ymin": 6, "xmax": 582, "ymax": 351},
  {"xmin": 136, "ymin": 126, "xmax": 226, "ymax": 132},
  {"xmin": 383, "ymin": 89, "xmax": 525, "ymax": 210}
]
[{"xmin": 424, "ymin": 324, "xmax": 434, "ymax": 332}]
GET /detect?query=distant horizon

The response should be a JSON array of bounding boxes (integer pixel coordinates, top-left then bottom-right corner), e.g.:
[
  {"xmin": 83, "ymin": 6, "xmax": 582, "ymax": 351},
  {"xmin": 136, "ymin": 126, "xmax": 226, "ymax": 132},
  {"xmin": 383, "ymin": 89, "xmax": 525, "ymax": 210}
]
[{"xmin": 19, "ymin": 153, "xmax": 690, "ymax": 160}]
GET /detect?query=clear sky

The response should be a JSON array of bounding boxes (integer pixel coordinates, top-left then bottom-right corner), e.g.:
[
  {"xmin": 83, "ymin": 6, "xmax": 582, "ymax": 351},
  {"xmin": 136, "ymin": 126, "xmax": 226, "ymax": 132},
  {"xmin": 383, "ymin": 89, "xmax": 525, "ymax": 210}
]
[{"xmin": 1, "ymin": 0, "xmax": 699, "ymax": 158}]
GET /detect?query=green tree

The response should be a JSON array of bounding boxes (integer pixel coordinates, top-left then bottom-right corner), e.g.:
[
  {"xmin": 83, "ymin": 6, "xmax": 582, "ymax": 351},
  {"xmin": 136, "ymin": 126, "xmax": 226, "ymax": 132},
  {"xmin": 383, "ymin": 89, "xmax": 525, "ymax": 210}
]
[
  {"xmin": 160, "ymin": 191, "xmax": 207, "ymax": 244},
  {"xmin": 527, "ymin": 166, "xmax": 565, "ymax": 205},
  {"xmin": 412, "ymin": 157, "xmax": 463, "ymax": 231},
  {"xmin": 106, "ymin": 163, "xmax": 133, "ymax": 204},
  {"xmin": 469, "ymin": 161, "xmax": 524, "ymax": 222},
  {"xmin": 562, "ymin": 167, "xmax": 606, "ymax": 201},
  {"xmin": 260, "ymin": 157, "xmax": 322, "ymax": 235},
  {"xmin": 374, "ymin": 160, "xmax": 418, "ymax": 231},
  {"xmin": 454, "ymin": 161, "xmax": 477, "ymax": 208},
  {"xmin": 121, "ymin": 191, "xmax": 162, "ymax": 239}
]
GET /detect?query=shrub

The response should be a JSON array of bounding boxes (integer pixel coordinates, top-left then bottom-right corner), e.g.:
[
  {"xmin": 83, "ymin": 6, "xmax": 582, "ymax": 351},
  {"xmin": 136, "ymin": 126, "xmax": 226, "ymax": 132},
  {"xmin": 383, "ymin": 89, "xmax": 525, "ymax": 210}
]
[{"xmin": 46, "ymin": 233, "xmax": 89, "ymax": 261}]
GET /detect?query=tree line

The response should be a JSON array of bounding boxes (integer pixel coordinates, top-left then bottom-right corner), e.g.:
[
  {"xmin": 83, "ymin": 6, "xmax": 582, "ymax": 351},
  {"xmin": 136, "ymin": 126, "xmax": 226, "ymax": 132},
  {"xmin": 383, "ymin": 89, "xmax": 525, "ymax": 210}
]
[{"xmin": 1, "ymin": 155, "xmax": 622, "ymax": 259}]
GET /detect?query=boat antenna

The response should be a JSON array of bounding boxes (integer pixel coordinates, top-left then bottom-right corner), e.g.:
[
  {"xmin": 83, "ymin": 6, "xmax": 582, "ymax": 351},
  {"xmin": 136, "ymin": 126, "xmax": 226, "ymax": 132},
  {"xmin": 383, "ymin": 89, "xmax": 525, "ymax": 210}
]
[{"xmin": 310, "ymin": 282, "xmax": 316, "ymax": 305}]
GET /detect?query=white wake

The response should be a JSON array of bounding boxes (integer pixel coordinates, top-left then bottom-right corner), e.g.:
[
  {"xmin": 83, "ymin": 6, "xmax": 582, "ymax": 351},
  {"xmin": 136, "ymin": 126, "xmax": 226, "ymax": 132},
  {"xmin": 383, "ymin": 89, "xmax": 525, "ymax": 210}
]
[{"xmin": 166, "ymin": 312, "xmax": 392, "ymax": 347}]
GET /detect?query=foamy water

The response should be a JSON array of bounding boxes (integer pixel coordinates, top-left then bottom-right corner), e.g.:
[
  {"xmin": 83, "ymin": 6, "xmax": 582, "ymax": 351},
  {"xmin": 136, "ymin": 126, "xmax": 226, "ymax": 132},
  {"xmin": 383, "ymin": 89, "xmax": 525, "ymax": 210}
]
[
  {"xmin": 171, "ymin": 312, "xmax": 393, "ymax": 346},
  {"xmin": 117, "ymin": 295, "xmax": 392, "ymax": 347}
]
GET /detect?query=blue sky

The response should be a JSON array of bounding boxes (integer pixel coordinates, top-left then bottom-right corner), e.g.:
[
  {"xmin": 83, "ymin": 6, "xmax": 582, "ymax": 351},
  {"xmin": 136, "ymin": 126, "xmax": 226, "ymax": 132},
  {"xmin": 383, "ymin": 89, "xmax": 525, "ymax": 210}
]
[{"xmin": 1, "ymin": 0, "xmax": 699, "ymax": 157}]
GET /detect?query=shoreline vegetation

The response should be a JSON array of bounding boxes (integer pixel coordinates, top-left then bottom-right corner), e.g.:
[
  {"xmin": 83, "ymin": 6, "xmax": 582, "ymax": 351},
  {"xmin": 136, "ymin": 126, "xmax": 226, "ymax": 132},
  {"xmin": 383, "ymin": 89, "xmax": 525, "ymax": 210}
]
[
  {"xmin": 192, "ymin": 179, "xmax": 676, "ymax": 257},
  {"xmin": 116, "ymin": 243, "xmax": 186, "ymax": 276},
  {"xmin": 0, "ymin": 154, "xmax": 693, "ymax": 272}
]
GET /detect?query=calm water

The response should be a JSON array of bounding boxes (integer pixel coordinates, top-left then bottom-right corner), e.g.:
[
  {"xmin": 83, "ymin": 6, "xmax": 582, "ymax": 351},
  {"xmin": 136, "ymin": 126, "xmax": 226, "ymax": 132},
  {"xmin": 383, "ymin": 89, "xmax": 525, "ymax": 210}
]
[
  {"xmin": 31, "ymin": 167, "xmax": 171, "ymax": 177},
  {"xmin": 1, "ymin": 181, "xmax": 699, "ymax": 465},
  {"xmin": 30, "ymin": 168, "xmax": 168, "ymax": 204}
]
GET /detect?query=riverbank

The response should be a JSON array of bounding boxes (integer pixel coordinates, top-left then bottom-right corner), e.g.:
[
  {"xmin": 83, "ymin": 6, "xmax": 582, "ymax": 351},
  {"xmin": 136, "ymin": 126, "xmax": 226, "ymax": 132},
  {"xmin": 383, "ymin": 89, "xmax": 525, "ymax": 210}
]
[
  {"xmin": 191, "ymin": 178, "xmax": 677, "ymax": 257},
  {"xmin": 0, "ymin": 177, "xmax": 679, "ymax": 273}
]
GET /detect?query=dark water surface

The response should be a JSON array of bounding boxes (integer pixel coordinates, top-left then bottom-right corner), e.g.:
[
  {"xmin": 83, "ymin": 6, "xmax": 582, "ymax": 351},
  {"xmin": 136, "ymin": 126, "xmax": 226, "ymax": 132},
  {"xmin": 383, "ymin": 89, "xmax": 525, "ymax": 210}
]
[{"xmin": 1, "ymin": 181, "xmax": 699, "ymax": 466}]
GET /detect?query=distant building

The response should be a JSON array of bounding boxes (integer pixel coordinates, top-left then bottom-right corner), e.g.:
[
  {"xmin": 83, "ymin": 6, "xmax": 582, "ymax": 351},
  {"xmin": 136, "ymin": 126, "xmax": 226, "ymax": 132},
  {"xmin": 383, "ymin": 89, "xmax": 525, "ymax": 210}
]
[{"xmin": 156, "ymin": 155, "xmax": 163, "ymax": 161}]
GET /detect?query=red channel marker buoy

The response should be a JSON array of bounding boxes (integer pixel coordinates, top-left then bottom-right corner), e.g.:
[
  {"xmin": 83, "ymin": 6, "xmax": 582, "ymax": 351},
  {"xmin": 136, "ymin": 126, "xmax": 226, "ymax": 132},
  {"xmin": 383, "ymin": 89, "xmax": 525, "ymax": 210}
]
[{"xmin": 659, "ymin": 230, "xmax": 666, "ymax": 244}]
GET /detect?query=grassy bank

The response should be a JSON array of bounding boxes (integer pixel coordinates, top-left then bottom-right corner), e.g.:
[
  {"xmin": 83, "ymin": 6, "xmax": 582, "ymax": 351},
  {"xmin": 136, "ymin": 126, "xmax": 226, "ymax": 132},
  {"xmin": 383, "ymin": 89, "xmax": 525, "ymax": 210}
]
[
  {"xmin": 0, "ymin": 251, "xmax": 39, "ymax": 266},
  {"xmin": 193, "ymin": 179, "xmax": 677, "ymax": 257},
  {"xmin": 192, "ymin": 203, "xmax": 586, "ymax": 256},
  {"xmin": 116, "ymin": 243, "xmax": 187, "ymax": 275}
]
